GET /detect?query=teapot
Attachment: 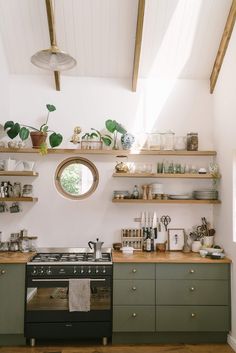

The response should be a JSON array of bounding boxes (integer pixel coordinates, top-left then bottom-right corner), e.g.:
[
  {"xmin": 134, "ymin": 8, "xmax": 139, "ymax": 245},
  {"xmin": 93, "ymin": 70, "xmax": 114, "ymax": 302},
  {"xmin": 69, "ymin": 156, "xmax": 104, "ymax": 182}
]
[
  {"xmin": 115, "ymin": 161, "xmax": 129, "ymax": 173},
  {"xmin": 88, "ymin": 238, "xmax": 104, "ymax": 261}
]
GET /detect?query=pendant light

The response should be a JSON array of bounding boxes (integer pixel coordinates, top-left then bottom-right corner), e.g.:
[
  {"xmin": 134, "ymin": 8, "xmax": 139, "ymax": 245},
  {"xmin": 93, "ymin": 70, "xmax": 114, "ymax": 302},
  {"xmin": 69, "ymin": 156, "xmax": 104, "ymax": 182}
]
[{"xmin": 31, "ymin": 0, "xmax": 76, "ymax": 71}]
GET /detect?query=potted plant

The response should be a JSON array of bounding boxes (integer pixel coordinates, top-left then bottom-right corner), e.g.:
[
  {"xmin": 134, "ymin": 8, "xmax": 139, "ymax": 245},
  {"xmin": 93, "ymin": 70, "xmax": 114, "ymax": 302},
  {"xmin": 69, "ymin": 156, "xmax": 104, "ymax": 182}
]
[
  {"xmin": 105, "ymin": 119, "xmax": 127, "ymax": 149},
  {"xmin": 4, "ymin": 104, "xmax": 63, "ymax": 153},
  {"xmin": 81, "ymin": 128, "xmax": 112, "ymax": 150}
]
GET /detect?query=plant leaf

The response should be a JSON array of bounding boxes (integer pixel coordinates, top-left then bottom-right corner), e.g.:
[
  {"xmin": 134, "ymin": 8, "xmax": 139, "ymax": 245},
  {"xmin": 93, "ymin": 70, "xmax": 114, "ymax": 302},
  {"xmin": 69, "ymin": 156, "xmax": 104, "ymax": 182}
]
[
  {"xmin": 105, "ymin": 119, "xmax": 116, "ymax": 133},
  {"xmin": 90, "ymin": 132, "xmax": 98, "ymax": 139},
  {"xmin": 6, "ymin": 123, "xmax": 20, "ymax": 139},
  {"xmin": 115, "ymin": 122, "xmax": 127, "ymax": 134},
  {"xmin": 46, "ymin": 104, "xmax": 56, "ymax": 112},
  {"xmin": 49, "ymin": 133, "xmax": 63, "ymax": 148},
  {"xmin": 19, "ymin": 127, "xmax": 29, "ymax": 141},
  {"xmin": 4, "ymin": 121, "xmax": 14, "ymax": 130},
  {"xmin": 41, "ymin": 125, "xmax": 49, "ymax": 133},
  {"xmin": 102, "ymin": 136, "xmax": 112, "ymax": 146}
]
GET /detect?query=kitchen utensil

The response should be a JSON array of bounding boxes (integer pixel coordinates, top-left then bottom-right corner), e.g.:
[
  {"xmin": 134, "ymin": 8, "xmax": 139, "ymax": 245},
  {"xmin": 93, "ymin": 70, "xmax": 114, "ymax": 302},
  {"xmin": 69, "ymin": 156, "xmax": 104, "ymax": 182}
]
[
  {"xmin": 88, "ymin": 238, "xmax": 104, "ymax": 260},
  {"xmin": 160, "ymin": 215, "xmax": 171, "ymax": 231}
]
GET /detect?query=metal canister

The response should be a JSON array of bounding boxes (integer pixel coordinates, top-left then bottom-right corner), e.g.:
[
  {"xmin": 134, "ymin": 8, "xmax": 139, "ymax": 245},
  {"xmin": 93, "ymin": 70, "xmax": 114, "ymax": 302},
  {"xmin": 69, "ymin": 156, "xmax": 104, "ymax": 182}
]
[{"xmin": 187, "ymin": 132, "xmax": 198, "ymax": 151}]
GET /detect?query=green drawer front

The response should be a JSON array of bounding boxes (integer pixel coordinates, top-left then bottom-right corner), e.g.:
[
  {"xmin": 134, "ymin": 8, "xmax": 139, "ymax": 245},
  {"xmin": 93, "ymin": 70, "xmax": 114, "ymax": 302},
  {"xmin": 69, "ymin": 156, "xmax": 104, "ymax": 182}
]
[
  {"xmin": 113, "ymin": 279, "xmax": 155, "ymax": 305},
  {"xmin": 156, "ymin": 306, "xmax": 230, "ymax": 332},
  {"xmin": 113, "ymin": 306, "xmax": 155, "ymax": 332},
  {"xmin": 156, "ymin": 264, "xmax": 229, "ymax": 280},
  {"xmin": 156, "ymin": 280, "xmax": 229, "ymax": 305},
  {"xmin": 114, "ymin": 264, "xmax": 155, "ymax": 279}
]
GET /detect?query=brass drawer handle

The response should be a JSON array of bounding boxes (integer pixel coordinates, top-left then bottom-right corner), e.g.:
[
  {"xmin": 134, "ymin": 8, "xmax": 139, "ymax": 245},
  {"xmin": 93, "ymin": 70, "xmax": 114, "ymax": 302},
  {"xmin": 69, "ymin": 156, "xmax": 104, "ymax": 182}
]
[
  {"xmin": 132, "ymin": 313, "xmax": 137, "ymax": 318},
  {"xmin": 189, "ymin": 286, "xmax": 195, "ymax": 291},
  {"xmin": 0, "ymin": 269, "xmax": 6, "ymax": 275},
  {"xmin": 189, "ymin": 269, "xmax": 195, "ymax": 274},
  {"xmin": 132, "ymin": 269, "xmax": 137, "ymax": 273},
  {"xmin": 191, "ymin": 313, "xmax": 196, "ymax": 318},
  {"xmin": 132, "ymin": 286, "xmax": 137, "ymax": 291}
]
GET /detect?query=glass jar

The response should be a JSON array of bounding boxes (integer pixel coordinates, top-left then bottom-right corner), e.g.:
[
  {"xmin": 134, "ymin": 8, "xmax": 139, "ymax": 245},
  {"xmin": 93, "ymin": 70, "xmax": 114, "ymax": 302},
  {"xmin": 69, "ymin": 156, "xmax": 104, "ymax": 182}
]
[
  {"xmin": 147, "ymin": 133, "xmax": 161, "ymax": 150},
  {"xmin": 28, "ymin": 236, "xmax": 38, "ymax": 251},
  {"xmin": 161, "ymin": 131, "xmax": 175, "ymax": 150},
  {"xmin": 20, "ymin": 236, "xmax": 30, "ymax": 252},
  {"xmin": 174, "ymin": 136, "xmax": 187, "ymax": 150},
  {"xmin": 187, "ymin": 132, "xmax": 198, "ymax": 151}
]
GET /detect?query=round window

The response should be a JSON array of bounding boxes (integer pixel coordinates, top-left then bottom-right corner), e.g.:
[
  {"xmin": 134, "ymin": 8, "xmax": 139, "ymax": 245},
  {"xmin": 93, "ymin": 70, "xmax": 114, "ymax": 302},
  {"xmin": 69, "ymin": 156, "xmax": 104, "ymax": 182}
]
[{"xmin": 55, "ymin": 157, "xmax": 99, "ymax": 200}]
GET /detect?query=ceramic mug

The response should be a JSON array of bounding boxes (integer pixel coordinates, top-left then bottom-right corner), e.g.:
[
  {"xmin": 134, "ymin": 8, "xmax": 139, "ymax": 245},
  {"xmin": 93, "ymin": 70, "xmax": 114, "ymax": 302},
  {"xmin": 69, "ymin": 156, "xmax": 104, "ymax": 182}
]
[{"xmin": 23, "ymin": 161, "xmax": 35, "ymax": 171}]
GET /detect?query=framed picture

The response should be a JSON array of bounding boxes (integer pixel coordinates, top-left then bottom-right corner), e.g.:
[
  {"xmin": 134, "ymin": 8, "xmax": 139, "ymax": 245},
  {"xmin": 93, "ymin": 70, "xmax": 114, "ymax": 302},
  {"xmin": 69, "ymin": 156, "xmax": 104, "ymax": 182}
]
[{"xmin": 168, "ymin": 228, "xmax": 185, "ymax": 251}]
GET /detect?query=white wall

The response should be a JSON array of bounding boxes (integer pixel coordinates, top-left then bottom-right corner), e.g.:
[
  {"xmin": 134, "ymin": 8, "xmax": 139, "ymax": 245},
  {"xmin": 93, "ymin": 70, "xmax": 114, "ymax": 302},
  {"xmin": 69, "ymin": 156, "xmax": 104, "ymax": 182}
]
[
  {"xmin": 0, "ymin": 76, "xmax": 215, "ymax": 249},
  {"xmin": 0, "ymin": 33, "xmax": 9, "ymax": 123},
  {"xmin": 213, "ymin": 24, "xmax": 236, "ymax": 348}
]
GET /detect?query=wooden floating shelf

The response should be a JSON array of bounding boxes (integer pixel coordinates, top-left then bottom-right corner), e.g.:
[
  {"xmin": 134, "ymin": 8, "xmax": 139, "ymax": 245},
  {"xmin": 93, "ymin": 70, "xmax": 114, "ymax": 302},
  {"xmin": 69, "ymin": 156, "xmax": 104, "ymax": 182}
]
[
  {"xmin": 113, "ymin": 172, "xmax": 218, "ymax": 179},
  {"xmin": 0, "ymin": 148, "xmax": 217, "ymax": 156},
  {"xmin": 0, "ymin": 171, "xmax": 38, "ymax": 177},
  {"xmin": 112, "ymin": 199, "xmax": 221, "ymax": 204},
  {"xmin": 0, "ymin": 197, "xmax": 38, "ymax": 202}
]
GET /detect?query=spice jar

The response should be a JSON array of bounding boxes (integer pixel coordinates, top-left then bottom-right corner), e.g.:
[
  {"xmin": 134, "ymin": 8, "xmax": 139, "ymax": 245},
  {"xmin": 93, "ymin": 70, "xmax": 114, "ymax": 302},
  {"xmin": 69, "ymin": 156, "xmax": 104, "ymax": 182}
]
[{"xmin": 187, "ymin": 132, "xmax": 198, "ymax": 151}]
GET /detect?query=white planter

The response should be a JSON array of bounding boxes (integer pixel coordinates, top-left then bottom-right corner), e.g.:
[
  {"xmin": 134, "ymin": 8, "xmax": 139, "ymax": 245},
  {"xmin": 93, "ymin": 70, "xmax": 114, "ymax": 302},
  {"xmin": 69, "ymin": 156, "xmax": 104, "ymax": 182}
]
[{"xmin": 191, "ymin": 240, "xmax": 202, "ymax": 252}]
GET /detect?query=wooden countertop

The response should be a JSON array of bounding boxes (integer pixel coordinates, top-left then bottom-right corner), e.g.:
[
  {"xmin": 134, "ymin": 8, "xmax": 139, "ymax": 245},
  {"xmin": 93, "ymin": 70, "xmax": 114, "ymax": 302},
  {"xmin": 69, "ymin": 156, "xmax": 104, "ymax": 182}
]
[
  {"xmin": 0, "ymin": 251, "xmax": 36, "ymax": 264},
  {"xmin": 112, "ymin": 251, "xmax": 231, "ymax": 263}
]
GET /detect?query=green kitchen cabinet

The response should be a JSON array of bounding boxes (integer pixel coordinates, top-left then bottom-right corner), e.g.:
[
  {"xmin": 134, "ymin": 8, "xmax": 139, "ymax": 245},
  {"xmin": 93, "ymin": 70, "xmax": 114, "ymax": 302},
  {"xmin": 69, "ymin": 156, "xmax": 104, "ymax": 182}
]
[
  {"xmin": 113, "ymin": 262, "xmax": 231, "ymax": 344},
  {"xmin": 0, "ymin": 264, "xmax": 26, "ymax": 345}
]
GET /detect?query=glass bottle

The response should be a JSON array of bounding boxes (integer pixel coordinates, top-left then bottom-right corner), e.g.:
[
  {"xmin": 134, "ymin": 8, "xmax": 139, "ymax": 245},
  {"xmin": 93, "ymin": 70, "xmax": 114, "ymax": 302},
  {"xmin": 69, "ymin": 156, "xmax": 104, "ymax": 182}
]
[
  {"xmin": 187, "ymin": 132, "xmax": 198, "ymax": 151},
  {"xmin": 132, "ymin": 185, "xmax": 139, "ymax": 199}
]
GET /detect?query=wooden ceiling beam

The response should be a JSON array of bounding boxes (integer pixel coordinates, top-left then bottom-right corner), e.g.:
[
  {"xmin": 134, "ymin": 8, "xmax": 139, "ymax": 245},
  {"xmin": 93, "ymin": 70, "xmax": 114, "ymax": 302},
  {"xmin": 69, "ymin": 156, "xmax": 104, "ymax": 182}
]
[
  {"xmin": 210, "ymin": 0, "xmax": 236, "ymax": 94},
  {"xmin": 45, "ymin": 0, "xmax": 60, "ymax": 91},
  {"xmin": 132, "ymin": 0, "xmax": 145, "ymax": 92}
]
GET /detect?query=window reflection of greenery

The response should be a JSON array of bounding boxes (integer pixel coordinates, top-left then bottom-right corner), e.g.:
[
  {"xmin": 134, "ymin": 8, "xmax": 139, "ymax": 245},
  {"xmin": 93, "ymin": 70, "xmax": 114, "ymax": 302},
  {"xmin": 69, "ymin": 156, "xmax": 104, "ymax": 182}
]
[{"xmin": 60, "ymin": 164, "xmax": 81, "ymax": 195}]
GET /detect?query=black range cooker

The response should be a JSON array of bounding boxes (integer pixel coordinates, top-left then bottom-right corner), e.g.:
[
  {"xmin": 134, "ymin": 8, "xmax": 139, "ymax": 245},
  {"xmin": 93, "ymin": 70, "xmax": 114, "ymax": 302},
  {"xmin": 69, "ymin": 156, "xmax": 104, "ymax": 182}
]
[{"xmin": 25, "ymin": 248, "xmax": 112, "ymax": 347}]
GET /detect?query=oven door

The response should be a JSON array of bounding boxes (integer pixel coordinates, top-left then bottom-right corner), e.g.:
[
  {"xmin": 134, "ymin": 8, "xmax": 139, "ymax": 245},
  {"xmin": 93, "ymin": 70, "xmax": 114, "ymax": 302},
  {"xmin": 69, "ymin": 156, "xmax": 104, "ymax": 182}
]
[{"xmin": 25, "ymin": 276, "xmax": 112, "ymax": 323}]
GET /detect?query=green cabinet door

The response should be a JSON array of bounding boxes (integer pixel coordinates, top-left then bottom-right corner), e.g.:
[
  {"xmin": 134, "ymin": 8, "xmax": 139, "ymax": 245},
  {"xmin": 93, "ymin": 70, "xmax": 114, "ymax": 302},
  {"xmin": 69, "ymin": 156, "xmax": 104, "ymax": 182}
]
[
  {"xmin": 114, "ymin": 264, "xmax": 155, "ymax": 279},
  {"xmin": 114, "ymin": 279, "xmax": 155, "ymax": 305},
  {"xmin": 113, "ymin": 306, "xmax": 155, "ymax": 332},
  {"xmin": 156, "ymin": 280, "xmax": 229, "ymax": 305},
  {"xmin": 0, "ymin": 264, "xmax": 25, "ymax": 334}
]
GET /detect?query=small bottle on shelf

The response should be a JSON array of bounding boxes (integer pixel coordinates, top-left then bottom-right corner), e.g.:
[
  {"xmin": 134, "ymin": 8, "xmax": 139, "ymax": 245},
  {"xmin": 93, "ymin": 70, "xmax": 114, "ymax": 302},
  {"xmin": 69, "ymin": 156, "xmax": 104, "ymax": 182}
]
[{"xmin": 132, "ymin": 185, "xmax": 139, "ymax": 199}]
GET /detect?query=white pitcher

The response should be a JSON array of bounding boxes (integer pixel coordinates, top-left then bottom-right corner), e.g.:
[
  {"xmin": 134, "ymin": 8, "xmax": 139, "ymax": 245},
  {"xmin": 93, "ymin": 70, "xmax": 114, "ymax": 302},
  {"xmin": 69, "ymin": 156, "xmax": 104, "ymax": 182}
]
[{"xmin": 4, "ymin": 158, "xmax": 23, "ymax": 171}]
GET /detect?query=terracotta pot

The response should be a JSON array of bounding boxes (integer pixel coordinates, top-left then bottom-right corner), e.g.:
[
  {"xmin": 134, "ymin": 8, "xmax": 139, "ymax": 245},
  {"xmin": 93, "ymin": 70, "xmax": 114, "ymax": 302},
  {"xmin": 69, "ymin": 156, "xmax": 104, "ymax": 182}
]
[{"xmin": 30, "ymin": 132, "xmax": 47, "ymax": 149}]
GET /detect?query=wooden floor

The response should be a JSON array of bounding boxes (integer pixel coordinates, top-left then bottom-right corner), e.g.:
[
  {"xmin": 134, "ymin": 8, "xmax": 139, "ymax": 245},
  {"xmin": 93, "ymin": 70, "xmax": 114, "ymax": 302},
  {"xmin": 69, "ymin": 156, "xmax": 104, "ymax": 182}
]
[{"xmin": 0, "ymin": 344, "xmax": 234, "ymax": 353}]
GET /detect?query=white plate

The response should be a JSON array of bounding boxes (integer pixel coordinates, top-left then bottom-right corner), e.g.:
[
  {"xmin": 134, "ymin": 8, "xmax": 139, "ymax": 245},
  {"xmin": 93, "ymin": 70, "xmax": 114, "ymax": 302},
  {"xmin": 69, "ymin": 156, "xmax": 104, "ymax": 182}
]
[{"xmin": 168, "ymin": 194, "xmax": 191, "ymax": 200}]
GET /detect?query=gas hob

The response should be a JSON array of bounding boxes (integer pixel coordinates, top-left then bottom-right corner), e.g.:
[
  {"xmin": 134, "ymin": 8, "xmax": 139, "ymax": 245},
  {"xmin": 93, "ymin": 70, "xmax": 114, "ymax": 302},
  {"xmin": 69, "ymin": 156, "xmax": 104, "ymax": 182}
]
[{"xmin": 28, "ymin": 247, "xmax": 112, "ymax": 265}]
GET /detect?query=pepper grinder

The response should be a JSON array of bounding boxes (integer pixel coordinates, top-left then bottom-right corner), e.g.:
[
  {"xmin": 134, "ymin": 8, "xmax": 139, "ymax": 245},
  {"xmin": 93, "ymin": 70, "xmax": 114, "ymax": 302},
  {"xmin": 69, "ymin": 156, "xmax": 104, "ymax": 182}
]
[
  {"xmin": 142, "ymin": 185, "xmax": 148, "ymax": 200},
  {"xmin": 147, "ymin": 185, "xmax": 153, "ymax": 200}
]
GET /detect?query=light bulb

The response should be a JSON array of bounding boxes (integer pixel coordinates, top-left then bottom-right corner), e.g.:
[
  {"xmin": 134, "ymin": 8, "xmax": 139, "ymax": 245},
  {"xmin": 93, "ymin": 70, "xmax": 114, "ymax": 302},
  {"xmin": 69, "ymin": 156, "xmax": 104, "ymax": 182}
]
[{"xmin": 49, "ymin": 53, "xmax": 58, "ymax": 70}]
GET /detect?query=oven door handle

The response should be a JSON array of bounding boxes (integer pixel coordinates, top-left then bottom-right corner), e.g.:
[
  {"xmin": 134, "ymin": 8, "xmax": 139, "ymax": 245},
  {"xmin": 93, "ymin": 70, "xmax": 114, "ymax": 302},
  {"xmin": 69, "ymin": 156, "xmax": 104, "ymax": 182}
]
[{"xmin": 31, "ymin": 278, "xmax": 106, "ymax": 282}]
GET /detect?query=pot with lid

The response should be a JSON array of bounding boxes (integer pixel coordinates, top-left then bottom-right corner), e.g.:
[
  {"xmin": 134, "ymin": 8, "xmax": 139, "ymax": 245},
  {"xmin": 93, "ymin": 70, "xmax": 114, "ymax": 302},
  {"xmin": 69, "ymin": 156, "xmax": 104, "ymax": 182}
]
[{"xmin": 88, "ymin": 238, "xmax": 104, "ymax": 261}]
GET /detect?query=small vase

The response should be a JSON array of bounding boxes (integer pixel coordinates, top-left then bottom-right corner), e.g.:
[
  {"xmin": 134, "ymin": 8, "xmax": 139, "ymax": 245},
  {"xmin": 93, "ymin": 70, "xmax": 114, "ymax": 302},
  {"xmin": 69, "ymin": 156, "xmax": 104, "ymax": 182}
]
[
  {"xmin": 30, "ymin": 132, "xmax": 47, "ymax": 148},
  {"xmin": 121, "ymin": 133, "xmax": 135, "ymax": 150}
]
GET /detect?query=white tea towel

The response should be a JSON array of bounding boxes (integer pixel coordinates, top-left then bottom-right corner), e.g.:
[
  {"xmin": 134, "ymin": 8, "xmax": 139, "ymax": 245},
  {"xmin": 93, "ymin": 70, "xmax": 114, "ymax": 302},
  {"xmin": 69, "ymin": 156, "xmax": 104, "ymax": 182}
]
[{"xmin": 69, "ymin": 278, "xmax": 91, "ymax": 312}]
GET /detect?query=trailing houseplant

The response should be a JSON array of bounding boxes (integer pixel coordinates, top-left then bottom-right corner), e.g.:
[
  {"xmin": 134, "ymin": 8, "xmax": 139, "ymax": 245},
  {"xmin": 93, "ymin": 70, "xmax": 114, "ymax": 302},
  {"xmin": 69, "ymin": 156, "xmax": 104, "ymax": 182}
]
[
  {"xmin": 81, "ymin": 128, "xmax": 112, "ymax": 149},
  {"xmin": 4, "ymin": 104, "xmax": 63, "ymax": 153}
]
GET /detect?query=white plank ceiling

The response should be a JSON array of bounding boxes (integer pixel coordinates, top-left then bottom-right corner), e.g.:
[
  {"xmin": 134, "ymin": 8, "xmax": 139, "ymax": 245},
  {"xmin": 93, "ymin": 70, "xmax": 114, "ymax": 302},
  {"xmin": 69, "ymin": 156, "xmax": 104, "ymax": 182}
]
[{"xmin": 0, "ymin": 0, "xmax": 232, "ymax": 79}]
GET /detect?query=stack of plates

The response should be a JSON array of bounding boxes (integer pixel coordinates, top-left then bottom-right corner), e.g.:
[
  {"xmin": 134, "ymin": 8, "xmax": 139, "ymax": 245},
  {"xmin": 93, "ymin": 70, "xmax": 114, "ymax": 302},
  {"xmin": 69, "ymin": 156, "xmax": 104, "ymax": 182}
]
[{"xmin": 193, "ymin": 189, "xmax": 218, "ymax": 200}]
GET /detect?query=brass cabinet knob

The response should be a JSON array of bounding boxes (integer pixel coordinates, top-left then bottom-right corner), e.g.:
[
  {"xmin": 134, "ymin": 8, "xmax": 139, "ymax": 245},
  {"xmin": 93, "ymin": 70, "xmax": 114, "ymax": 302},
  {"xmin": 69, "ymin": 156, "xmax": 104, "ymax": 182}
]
[
  {"xmin": 132, "ymin": 313, "xmax": 137, "ymax": 318},
  {"xmin": 132, "ymin": 286, "xmax": 137, "ymax": 291},
  {"xmin": 0, "ymin": 269, "xmax": 6, "ymax": 275},
  {"xmin": 132, "ymin": 268, "xmax": 137, "ymax": 273},
  {"xmin": 189, "ymin": 286, "xmax": 195, "ymax": 291},
  {"xmin": 191, "ymin": 313, "xmax": 196, "ymax": 318},
  {"xmin": 189, "ymin": 269, "xmax": 195, "ymax": 274}
]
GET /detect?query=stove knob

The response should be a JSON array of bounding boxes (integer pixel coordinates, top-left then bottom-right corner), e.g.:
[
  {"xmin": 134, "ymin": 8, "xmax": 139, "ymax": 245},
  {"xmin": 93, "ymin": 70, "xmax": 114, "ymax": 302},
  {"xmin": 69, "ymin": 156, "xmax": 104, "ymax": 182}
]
[
  {"xmin": 88, "ymin": 268, "xmax": 91, "ymax": 274},
  {"xmin": 73, "ymin": 268, "xmax": 77, "ymax": 274},
  {"xmin": 80, "ymin": 269, "xmax": 84, "ymax": 274},
  {"xmin": 46, "ymin": 269, "xmax": 52, "ymax": 275},
  {"xmin": 40, "ymin": 269, "xmax": 44, "ymax": 274},
  {"xmin": 31, "ymin": 269, "xmax": 37, "ymax": 275},
  {"xmin": 102, "ymin": 269, "xmax": 106, "ymax": 274},
  {"xmin": 95, "ymin": 269, "xmax": 99, "ymax": 274}
]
